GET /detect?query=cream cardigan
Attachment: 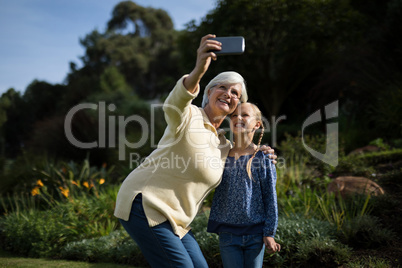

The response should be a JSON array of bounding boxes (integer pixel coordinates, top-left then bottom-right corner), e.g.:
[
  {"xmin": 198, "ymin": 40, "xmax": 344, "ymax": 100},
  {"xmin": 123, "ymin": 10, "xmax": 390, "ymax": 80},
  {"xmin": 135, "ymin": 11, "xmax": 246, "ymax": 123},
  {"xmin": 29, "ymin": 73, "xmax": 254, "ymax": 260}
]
[{"xmin": 114, "ymin": 75, "xmax": 231, "ymax": 238}]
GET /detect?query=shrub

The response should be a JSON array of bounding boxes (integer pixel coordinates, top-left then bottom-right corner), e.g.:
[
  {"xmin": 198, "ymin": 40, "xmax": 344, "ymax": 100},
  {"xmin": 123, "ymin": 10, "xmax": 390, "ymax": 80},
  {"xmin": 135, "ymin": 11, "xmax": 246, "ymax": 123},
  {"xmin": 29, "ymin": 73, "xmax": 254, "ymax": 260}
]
[
  {"xmin": 334, "ymin": 149, "xmax": 402, "ymax": 177},
  {"xmin": 0, "ymin": 185, "xmax": 120, "ymax": 258},
  {"xmin": 294, "ymin": 237, "xmax": 351, "ymax": 267},
  {"xmin": 277, "ymin": 132, "xmax": 343, "ymax": 178},
  {"xmin": 0, "ymin": 153, "xmax": 54, "ymax": 195},
  {"xmin": 60, "ymin": 230, "xmax": 147, "ymax": 266},
  {"xmin": 333, "ymin": 155, "xmax": 376, "ymax": 177},
  {"xmin": 345, "ymin": 256, "xmax": 392, "ymax": 268},
  {"xmin": 273, "ymin": 214, "xmax": 340, "ymax": 267},
  {"xmin": 316, "ymin": 192, "xmax": 373, "ymax": 231},
  {"xmin": 0, "ymin": 209, "xmax": 82, "ymax": 257},
  {"xmin": 338, "ymin": 215, "xmax": 395, "ymax": 249},
  {"xmin": 354, "ymin": 148, "xmax": 402, "ymax": 166}
]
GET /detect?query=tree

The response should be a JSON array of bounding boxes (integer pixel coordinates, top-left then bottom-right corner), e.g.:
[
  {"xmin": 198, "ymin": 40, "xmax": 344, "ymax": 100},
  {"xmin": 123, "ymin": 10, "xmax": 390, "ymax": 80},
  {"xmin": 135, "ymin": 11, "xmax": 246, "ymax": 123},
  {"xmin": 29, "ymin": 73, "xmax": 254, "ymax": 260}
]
[
  {"xmin": 0, "ymin": 89, "xmax": 24, "ymax": 157},
  {"xmin": 180, "ymin": 0, "xmax": 365, "ymax": 118},
  {"xmin": 71, "ymin": 1, "xmax": 180, "ymax": 100}
]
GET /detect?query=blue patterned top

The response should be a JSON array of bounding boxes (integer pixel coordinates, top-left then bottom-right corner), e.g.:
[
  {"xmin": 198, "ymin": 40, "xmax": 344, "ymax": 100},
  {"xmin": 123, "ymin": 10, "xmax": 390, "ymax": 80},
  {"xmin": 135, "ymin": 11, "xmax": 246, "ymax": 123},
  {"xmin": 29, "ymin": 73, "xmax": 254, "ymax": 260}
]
[{"xmin": 207, "ymin": 151, "xmax": 278, "ymax": 237}]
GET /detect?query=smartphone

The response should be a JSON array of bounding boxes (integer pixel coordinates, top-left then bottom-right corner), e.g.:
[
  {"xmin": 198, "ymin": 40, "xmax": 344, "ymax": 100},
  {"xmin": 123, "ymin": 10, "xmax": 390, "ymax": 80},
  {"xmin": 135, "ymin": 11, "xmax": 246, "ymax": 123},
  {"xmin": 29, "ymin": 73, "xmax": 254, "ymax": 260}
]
[{"xmin": 210, "ymin": 36, "xmax": 245, "ymax": 55}]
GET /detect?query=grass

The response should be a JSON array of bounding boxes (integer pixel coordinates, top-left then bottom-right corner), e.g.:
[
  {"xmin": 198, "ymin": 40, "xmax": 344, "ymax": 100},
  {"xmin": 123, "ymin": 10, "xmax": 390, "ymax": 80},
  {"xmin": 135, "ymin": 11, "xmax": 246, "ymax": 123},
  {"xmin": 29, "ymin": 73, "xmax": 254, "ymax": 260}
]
[{"xmin": 0, "ymin": 248, "xmax": 139, "ymax": 268}]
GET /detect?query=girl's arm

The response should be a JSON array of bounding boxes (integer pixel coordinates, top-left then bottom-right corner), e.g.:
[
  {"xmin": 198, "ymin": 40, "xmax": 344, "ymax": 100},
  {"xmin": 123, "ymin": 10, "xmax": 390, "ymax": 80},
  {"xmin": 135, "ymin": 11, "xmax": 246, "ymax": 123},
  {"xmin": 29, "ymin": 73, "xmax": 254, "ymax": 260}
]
[{"xmin": 261, "ymin": 153, "xmax": 279, "ymax": 238}]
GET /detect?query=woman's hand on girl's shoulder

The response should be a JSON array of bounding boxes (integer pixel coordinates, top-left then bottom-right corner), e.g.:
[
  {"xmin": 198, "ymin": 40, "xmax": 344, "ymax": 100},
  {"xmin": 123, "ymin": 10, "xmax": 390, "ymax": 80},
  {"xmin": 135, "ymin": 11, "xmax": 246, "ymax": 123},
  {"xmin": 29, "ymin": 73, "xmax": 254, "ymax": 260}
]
[{"xmin": 259, "ymin": 145, "xmax": 277, "ymax": 165}]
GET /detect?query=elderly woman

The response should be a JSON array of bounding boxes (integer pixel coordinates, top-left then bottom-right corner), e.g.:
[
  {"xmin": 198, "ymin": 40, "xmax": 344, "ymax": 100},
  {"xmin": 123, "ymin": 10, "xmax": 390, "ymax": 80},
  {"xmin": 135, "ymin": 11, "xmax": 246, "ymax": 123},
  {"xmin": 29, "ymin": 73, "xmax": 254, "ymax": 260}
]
[{"xmin": 114, "ymin": 34, "xmax": 277, "ymax": 267}]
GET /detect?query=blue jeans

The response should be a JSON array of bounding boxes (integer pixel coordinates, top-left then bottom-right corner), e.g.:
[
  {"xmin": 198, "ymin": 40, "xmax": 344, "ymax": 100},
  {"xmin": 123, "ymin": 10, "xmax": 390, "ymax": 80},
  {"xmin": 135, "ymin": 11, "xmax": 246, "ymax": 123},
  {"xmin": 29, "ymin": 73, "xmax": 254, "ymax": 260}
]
[
  {"xmin": 119, "ymin": 194, "xmax": 208, "ymax": 268},
  {"xmin": 219, "ymin": 232, "xmax": 265, "ymax": 268}
]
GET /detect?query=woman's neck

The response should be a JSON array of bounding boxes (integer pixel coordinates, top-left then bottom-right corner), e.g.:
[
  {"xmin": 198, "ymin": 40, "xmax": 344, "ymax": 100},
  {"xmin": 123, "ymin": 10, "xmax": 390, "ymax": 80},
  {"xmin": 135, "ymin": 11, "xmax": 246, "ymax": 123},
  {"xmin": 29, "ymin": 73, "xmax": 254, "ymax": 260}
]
[{"xmin": 203, "ymin": 105, "xmax": 226, "ymax": 129}]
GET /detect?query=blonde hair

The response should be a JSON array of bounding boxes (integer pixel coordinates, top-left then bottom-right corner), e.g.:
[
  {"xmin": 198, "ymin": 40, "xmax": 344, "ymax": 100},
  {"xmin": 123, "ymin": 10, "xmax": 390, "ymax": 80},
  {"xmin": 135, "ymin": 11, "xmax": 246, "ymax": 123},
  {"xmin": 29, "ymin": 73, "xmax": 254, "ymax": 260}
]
[
  {"xmin": 245, "ymin": 103, "xmax": 265, "ymax": 179},
  {"xmin": 202, "ymin": 71, "xmax": 248, "ymax": 108}
]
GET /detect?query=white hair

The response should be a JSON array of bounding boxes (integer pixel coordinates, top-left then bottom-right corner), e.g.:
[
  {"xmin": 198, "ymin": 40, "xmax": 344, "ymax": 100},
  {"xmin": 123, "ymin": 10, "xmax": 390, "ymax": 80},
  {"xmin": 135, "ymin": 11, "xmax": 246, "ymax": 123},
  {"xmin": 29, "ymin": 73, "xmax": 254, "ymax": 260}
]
[{"xmin": 201, "ymin": 71, "xmax": 248, "ymax": 108}]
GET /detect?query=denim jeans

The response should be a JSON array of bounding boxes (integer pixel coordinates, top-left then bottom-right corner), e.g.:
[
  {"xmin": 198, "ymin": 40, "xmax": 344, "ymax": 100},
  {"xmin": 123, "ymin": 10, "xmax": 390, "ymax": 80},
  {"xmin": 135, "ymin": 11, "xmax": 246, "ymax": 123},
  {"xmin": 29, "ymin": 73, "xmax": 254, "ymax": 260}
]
[
  {"xmin": 119, "ymin": 194, "xmax": 208, "ymax": 268},
  {"xmin": 219, "ymin": 232, "xmax": 265, "ymax": 268}
]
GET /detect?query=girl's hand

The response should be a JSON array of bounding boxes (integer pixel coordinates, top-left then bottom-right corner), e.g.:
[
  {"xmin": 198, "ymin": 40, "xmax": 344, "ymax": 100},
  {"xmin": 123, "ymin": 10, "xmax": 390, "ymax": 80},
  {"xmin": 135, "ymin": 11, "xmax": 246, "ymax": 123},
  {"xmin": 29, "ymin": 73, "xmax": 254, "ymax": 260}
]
[{"xmin": 264, "ymin": 236, "xmax": 281, "ymax": 254}]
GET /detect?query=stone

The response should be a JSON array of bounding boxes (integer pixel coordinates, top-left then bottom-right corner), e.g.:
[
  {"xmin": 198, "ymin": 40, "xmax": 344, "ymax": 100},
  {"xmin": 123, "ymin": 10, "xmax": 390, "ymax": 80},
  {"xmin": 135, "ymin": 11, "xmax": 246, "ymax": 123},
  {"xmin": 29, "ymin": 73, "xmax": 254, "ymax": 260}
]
[{"xmin": 327, "ymin": 176, "xmax": 385, "ymax": 198}]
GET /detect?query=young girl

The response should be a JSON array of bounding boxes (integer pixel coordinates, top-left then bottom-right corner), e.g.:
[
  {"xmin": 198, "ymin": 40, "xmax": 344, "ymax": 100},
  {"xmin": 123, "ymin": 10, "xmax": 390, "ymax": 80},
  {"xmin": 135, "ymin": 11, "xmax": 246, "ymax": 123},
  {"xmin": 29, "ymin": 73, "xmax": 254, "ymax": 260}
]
[{"xmin": 207, "ymin": 102, "xmax": 280, "ymax": 268}]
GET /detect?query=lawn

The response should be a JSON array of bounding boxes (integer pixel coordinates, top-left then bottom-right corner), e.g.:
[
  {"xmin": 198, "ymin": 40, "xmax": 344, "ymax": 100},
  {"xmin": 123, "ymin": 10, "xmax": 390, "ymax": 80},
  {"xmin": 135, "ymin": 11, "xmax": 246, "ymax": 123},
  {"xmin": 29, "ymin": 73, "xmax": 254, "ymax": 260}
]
[{"xmin": 0, "ymin": 248, "xmax": 139, "ymax": 268}]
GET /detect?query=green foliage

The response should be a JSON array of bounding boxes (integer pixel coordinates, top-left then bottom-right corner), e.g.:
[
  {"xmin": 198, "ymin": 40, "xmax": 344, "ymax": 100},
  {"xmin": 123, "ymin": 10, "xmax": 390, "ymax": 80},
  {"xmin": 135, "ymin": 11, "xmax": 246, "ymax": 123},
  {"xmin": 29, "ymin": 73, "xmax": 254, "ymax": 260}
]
[
  {"xmin": 77, "ymin": 1, "xmax": 180, "ymax": 99},
  {"xmin": 0, "ymin": 208, "xmax": 79, "ymax": 257},
  {"xmin": 334, "ymin": 148, "xmax": 402, "ymax": 177},
  {"xmin": 276, "ymin": 215, "xmax": 336, "ymax": 247},
  {"xmin": 182, "ymin": 0, "xmax": 365, "ymax": 117},
  {"xmin": 294, "ymin": 237, "xmax": 351, "ymax": 267},
  {"xmin": 338, "ymin": 215, "xmax": 395, "ymax": 249},
  {"xmin": 0, "ymin": 152, "xmax": 54, "ymax": 195},
  {"xmin": 353, "ymin": 148, "xmax": 402, "ymax": 166},
  {"xmin": 1, "ymin": 145, "xmax": 400, "ymax": 266},
  {"xmin": 22, "ymin": 80, "xmax": 66, "ymax": 121},
  {"xmin": 99, "ymin": 66, "xmax": 131, "ymax": 95},
  {"xmin": 277, "ymin": 132, "xmax": 341, "ymax": 179},
  {"xmin": 0, "ymin": 91, "xmax": 12, "ymax": 127},
  {"xmin": 0, "ymin": 156, "xmax": 118, "ymax": 200},
  {"xmin": 0, "ymin": 185, "xmax": 119, "ymax": 258},
  {"xmin": 369, "ymin": 138, "xmax": 391, "ymax": 150},
  {"xmin": 317, "ymin": 192, "xmax": 373, "ymax": 230},
  {"xmin": 345, "ymin": 255, "xmax": 392, "ymax": 268},
  {"xmin": 60, "ymin": 230, "xmax": 146, "ymax": 265},
  {"xmin": 274, "ymin": 215, "xmax": 343, "ymax": 267},
  {"xmin": 278, "ymin": 186, "xmax": 321, "ymax": 218}
]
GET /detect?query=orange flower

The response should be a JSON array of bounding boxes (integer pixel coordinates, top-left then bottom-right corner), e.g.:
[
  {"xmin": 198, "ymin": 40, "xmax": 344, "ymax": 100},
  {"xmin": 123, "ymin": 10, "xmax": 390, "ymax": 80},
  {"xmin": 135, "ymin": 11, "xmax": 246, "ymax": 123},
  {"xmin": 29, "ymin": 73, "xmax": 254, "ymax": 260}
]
[
  {"xmin": 31, "ymin": 187, "xmax": 40, "ymax": 196},
  {"xmin": 37, "ymin": 179, "xmax": 44, "ymax": 187},
  {"xmin": 71, "ymin": 180, "xmax": 79, "ymax": 186},
  {"xmin": 59, "ymin": 186, "xmax": 69, "ymax": 198},
  {"xmin": 83, "ymin": 182, "xmax": 89, "ymax": 188},
  {"xmin": 99, "ymin": 178, "xmax": 105, "ymax": 185}
]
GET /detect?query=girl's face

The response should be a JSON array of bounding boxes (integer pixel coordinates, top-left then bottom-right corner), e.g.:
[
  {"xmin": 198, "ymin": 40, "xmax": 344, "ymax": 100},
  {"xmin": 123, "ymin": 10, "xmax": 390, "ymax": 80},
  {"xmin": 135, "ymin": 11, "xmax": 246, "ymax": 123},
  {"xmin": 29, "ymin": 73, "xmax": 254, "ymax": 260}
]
[
  {"xmin": 207, "ymin": 83, "xmax": 242, "ymax": 115},
  {"xmin": 230, "ymin": 103, "xmax": 261, "ymax": 134}
]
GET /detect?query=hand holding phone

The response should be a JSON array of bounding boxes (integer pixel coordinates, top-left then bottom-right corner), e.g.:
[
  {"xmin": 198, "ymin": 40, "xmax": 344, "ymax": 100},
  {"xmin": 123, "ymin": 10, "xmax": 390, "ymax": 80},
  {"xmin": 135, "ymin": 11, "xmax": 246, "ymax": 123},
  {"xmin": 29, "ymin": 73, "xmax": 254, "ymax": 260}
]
[{"xmin": 210, "ymin": 36, "xmax": 245, "ymax": 55}]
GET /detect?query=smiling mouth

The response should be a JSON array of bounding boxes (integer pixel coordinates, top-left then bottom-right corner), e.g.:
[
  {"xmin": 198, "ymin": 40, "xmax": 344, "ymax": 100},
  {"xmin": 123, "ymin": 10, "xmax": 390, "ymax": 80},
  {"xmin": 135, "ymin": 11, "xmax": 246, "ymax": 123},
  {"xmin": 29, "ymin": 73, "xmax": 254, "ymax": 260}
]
[
  {"xmin": 234, "ymin": 123, "xmax": 245, "ymax": 128},
  {"xmin": 218, "ymin": 99, "xmax": 230, "ymax": 105}
]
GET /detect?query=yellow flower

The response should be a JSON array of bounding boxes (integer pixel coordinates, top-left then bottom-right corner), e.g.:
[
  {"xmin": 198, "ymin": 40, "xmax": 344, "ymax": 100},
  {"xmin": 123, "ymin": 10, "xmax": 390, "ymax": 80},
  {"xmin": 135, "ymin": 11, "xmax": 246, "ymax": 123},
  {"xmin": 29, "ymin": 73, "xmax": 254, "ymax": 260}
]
[
  {"xmin": 31, "ymin": 187, "xmax": 40, "ymax": 196},
  {"xmin": 83, "ymin": 181, "xmax": 89, "ymax": 188},
  {"xmin": 99, "ymin": 178, "xmax": 105, "ymax": 185},
  {"xmin": 37, "ymin": 179, "xmax": 44, "ymax": 187},
  {"xmin": 59, "ymin": 186, "xmax": 69, "ymax": 198}
]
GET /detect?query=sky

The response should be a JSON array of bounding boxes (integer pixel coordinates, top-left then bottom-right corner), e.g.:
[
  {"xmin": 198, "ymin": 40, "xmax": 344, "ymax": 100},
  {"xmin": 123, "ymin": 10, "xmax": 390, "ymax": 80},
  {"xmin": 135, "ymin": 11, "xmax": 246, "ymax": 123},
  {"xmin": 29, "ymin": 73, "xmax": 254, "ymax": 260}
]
[{"xmin": 0, "ymin": 0, "xmax": 216, "ymax": 95}]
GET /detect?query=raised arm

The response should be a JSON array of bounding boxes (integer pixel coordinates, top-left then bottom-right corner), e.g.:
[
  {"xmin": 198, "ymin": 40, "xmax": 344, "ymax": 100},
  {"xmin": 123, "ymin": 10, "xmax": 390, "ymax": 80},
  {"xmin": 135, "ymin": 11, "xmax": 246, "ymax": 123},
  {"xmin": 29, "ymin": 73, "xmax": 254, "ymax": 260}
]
[{"xmin": 183, "ymin": 34, "xmax": 222, "ymax": 93}]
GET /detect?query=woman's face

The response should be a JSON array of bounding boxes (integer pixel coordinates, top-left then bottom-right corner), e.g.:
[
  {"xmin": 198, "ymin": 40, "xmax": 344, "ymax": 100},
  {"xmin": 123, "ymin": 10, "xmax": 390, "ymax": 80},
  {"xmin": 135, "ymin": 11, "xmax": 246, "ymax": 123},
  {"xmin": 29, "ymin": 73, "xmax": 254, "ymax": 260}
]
[
  {"xmin": 207, "ymin": 83, "xmax": 242, "ymax": 115},
  {"xmin": 230, "ymin": 103, "xmax": 261, "ymax": 134}
]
